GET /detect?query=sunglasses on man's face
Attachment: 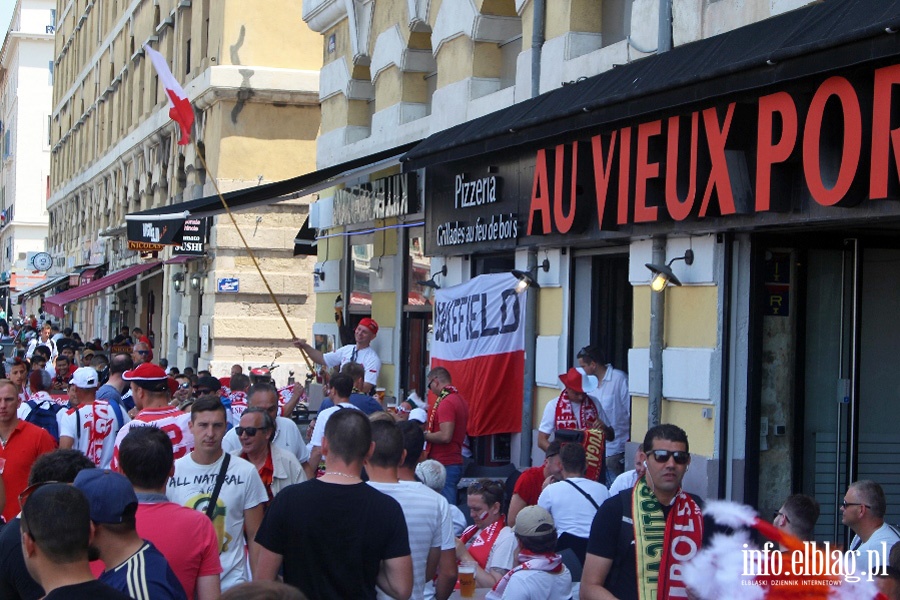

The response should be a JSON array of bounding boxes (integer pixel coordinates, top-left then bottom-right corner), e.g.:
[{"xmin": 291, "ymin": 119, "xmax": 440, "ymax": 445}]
[
  {"xmin": 236, "ymin": 426, "xmax": 269, "ymax": 437},
  {"xmin": 646, "ymin": 449, "xmax": 690, "ymax": 465},
  {"xmin": 136, "ymin": 350, "xmax": 150, "ymax": 356}
]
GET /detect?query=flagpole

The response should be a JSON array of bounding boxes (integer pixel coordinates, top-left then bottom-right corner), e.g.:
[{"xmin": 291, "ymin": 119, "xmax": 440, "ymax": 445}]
[
  {"xmin": 144, "ymin": 44, "xmax": 315, "ymax": 374},
  {"xmin": 192, "ymin": 146, "xmax": 316, "ymax": 374}
]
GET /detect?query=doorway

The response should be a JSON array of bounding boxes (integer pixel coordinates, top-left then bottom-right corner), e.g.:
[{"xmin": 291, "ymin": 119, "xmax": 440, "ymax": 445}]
[{"xmin": 755, "ymin": 234, "xmax": 900, "ymax": 544}]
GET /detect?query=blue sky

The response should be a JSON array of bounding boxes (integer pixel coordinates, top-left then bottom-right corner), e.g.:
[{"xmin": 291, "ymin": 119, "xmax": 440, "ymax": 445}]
[{"xmin": 1, "ymin": 2, "xmax": 13, "ymax": 40}]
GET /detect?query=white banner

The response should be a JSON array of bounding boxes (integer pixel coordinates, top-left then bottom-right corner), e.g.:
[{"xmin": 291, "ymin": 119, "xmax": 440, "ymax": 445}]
[{"xmin": 432, "ymin": 273, "xmax": 527, "ymax": 362}]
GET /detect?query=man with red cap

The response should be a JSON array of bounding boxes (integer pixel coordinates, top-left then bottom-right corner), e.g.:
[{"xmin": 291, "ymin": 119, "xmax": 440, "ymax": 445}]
[
  {"xmin": 537, "ymin": 368, "xmax": 614, "ymax": 482},
  {"xmin": 293, "ymin": 317, "xmax": 382, "ymax": 394},
  {"xmin": 109, "ymin": 363, "xmax": 194, "ymax": 471}
]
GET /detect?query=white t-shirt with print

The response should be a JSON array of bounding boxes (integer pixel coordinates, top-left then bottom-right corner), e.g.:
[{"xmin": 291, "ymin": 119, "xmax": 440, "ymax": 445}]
[
  {"xmin": 59, "ymin": 400, "xmax": 130, "ymax": 469},
  {"xmin": 167, "ymin": 452, "xmax": 268, "ymax": 591},
  {"xmin": 322, "ymin": 344, "xmax": 381, "ymax": 387}
]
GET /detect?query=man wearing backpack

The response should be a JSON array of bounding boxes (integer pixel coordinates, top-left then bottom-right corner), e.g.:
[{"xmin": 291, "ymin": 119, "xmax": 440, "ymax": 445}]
[
  {"xmin": 0, "ymin": 379, "xmax": 57, "ymax": 522},
  {"xmin": 59, "ymin": 367, "xmax": 129, "ymax": 469}
]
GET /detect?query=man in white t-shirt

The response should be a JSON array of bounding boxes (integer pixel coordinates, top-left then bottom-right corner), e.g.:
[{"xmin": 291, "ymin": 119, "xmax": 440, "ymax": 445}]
[
  {"xmin": 294, "ymin": 317, "xmax": 381, "ymax": 393},
  {"xmin": 167, "ymin": 395, "xmax": 268, "ymax": 592},
  {"xmin": 306, "ymin": 374, "xmax": 361, "ymax": 472},
  {"xmin": 538, "ymin": 442, "xmax": 608, "ymax": 565},
  {"xmin": 577, "ymin": 345, "xmax": 630, "ymax": 482},
  {"xmin": 367, "ymin": 419, "xmax": 455, "ymax": 600},
  {"xmin": 608, "ymin": 444, "xmax": 646, "ymax": 496},
  {"xmin": 110, "ymin": 363, "xmax": 194, "ymax": 471},
  {"xmin": 59, "ymin": 367, "xmax": 129, "ymax": 469},
  {"xmin": 843, "ymin": 480, "xmax": 900, "ymax": 575}
]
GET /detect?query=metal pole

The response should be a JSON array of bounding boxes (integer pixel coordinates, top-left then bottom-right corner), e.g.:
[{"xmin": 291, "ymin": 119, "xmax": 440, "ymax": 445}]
[
  {"xmin": 531, "ymin": 0, "xmax": 545, "ymax": 99},
  {"xmin": 520, "ymin": 250, "xmax": 538, "ymax": 466},
  {"xmin": 648, "ymin": 237, "xmax": 666, "ymax": 427},
  {"xmin": 657, "ymin": 0, "xmax": 673, "ymax": 53}
]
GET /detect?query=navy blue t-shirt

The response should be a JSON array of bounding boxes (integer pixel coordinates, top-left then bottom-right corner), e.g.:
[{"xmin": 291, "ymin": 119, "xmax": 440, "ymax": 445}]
[
  {"xmin": 100, "ymin": 541, "xmax": 186, "ymax": 600},
  {"xmin": 319, "ymin": 392, "xmax": 384, "ymax": 415}
]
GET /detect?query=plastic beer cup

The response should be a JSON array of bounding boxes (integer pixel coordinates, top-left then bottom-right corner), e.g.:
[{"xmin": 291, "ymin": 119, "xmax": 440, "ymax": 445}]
[{"xmin": 459, "ymin": 560, "xmax": 477, "ymax": 598}]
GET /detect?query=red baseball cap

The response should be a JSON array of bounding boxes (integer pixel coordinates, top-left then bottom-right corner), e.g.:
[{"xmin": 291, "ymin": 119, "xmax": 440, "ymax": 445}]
[
  {"xmin": 123, "ymin": 363, "xmax": 169, "ymax": 392},
  {"xmin": 358, "ymin": 317, "xmax": 379, "ymax": 335},
  {"xmin": 558, "ymin": 367, "xmax": 599, "ymax": 394}
]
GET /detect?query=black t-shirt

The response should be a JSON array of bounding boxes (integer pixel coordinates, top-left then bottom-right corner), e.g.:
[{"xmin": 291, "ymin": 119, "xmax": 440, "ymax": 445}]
[
  {"xmin": 256, "ymin": 479, "xmax": 410, "ymax": 600},
  {"xmin": 586, "ymin": 490, "xmax": 710, "ymax": 600},
  {"xmin": 44, "ymin": 580, "xmax": 131, "ymax": 600},
  {"xmin": 0, "ymin": 518, "xmax": 43, "ymax": 600}
]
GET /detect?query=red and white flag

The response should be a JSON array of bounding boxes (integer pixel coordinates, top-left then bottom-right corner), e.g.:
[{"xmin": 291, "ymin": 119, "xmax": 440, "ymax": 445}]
[
  {"xmin": 431, "ymin": 273, "xmax": 527, "ymax": 436},
  {"xmin": 144, "ymin": 45, "xmax": 194, "ymax": 145}
]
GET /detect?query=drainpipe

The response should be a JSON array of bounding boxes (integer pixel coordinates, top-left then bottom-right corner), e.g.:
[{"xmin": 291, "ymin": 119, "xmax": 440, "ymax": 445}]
[
  {"xmin": 520, "ymin": 250, "xmax": 538, "ymax": 466},
  {"xmin": 657, "ymin": 0, "xmax": 673, "ymax": 53},
  {"xmin": 531, "ymin": 0, "xmax": 545, "ymax": 98},
  {"xmin": 648, "ymin": 237, "xmax": 666, "ymax": 427}
]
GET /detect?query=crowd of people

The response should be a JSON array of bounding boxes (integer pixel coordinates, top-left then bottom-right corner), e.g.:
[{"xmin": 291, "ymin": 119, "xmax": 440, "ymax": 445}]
[{"xmin": 0, "ymin": 320, "xmax": 898, "ymax": 600}]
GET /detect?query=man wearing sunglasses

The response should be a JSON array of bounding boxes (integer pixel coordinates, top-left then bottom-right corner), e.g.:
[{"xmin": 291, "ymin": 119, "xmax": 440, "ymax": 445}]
[
  {"xmin": 232, "ymin": 407, "xmax": 304, "ymax": 504},
  {"xmin": 843, "ymin": 480, "xmax": 900, "ymax": 576},
  {"xmin": 582, "ymin": 424, "xmax": 703, "ymax": 600},
  {"xmin": 132, "ymin": 342, "xmax": 153, "ymax": 366}
]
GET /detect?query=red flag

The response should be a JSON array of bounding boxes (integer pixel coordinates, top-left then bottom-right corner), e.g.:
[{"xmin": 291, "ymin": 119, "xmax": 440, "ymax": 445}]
[{"xmin": 144, "ymin": 45, "xmax": 194, "ymax": 145}]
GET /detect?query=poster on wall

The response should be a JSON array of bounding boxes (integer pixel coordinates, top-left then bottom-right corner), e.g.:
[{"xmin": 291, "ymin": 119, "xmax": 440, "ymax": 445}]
[{"xmin": 431, "ymin": 273, "xmax": 526, "ymax": 436}]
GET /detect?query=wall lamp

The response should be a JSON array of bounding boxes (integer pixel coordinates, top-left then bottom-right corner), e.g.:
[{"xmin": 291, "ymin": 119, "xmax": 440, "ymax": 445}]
[
  {"xmin": 512, "ymin": 258, "xmax": 550, "ymax": 293},
  {"xmin": 646, "ymin": 249, "xmax": 694, "ymax": 292},
  {"xmin": 189, "ymin": 272, "xmax": 205, "ymax": 291},
  {"xmin": 172, "ymin": 272, "xmax": 185, "ymax": 294},
  {"xmin": 417, "ymin": 264, "xmax": 447, "ymax": 289}
]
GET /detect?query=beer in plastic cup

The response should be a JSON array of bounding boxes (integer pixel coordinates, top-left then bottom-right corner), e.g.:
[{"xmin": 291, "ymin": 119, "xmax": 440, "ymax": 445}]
[{"xmin": 459, "ymin": 560, "xmax": 476, "ymax": 598}]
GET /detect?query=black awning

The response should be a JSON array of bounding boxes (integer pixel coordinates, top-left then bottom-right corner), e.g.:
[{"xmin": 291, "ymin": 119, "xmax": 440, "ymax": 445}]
[
  {"xmin": 402, "ymin": 0, "xmax": 900, "ymax": 170},
  {"xmin": 293, "ymin": 216, "xmax": 317, "ymax": 256},
  {"xmin": 126, "ymin": 141, "xmax": 419, "ymax": 221}
]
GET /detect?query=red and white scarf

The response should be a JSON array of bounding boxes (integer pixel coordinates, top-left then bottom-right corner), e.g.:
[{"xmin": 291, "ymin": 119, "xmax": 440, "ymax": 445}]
[
  {"xmin": 485, "ymin": 550, "xmax": 564, "ymax": 600},
  {"xmin": 424, "ymin": 385, "xmax": 458, "ymax": 457},
  {"xmin": 460, "ymin": 516, "xmax": 505, "ymax": 569},
  {"xmin": 633, "ymin": 476, "xmax": 704, "ymax": 599},
  {"xmin": 554, "ymin": 390, "xmax": 599, "ymax": 431}
]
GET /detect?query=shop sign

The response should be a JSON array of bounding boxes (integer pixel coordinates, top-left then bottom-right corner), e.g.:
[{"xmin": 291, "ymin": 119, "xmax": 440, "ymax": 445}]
[
  {"xmin": 126, "ymin": 218, "xmax": 185, "ymax": 247},
  {"xmin": 333, "ymin": 172, "xmax": 418, "ymax": 226},
  {"xmin": 525, "ymin": 64, "xmax": 900, "ymax": 235},
  {"xmin": 424, "ymin": 62, "xmax": 900, "ymax": 254},
  {"xmin": 174, "ymin": 219, "xmax": 208, "ymax": 255}
]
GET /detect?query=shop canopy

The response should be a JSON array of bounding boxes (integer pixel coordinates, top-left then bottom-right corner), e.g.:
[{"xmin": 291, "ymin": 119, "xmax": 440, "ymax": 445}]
[
  {"xmin": 43, "ymin": 262, "xmax": 161, "ymax": 318},
  {"xmin": 124, "ymin": 141, "xmax": 419, "ymax": 248},
  {"xmin": 402, "ymin": 0, "xmax": 900, "ymax": 170},
  {"xmin": 17, "ymin": 274, "xmax": 70, "ymax": 301}
]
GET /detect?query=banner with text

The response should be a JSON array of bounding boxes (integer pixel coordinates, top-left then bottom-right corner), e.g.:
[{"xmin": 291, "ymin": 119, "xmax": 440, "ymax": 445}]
[{"xmin": 431, "ymin": 273, "xmax": 526, "ymax": 436}]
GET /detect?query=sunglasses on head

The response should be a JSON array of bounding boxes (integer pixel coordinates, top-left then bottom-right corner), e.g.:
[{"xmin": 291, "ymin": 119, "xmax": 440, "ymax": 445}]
[
  {"xmin": 236, "ymin": 426, "xmax": 269, "ymax": 437},
  {"xmin": 646, "ymin": 449, "xmax": 690, "ymax": 465},
  {"xmin": 18, "ymin": 480, "xmax": 60, "ymax": 510}
]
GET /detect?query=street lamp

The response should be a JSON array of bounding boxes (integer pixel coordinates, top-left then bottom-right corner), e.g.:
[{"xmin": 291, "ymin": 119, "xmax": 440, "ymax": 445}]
[
  {"xmin": 645, "ymin": 249, "xmax": 694, "ymax": 292},
  {"xmin": 417, "ymin": 265, "xmax": 447, "ymax": 289},
  {"xmin": 512, "ymin": 258, "xmax": 550, "ymax": 293}
]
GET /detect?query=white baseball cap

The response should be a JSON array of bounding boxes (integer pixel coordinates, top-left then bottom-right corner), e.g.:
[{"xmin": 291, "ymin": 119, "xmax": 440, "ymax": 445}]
[
  {"xmin": 69, "ymin": 366, "xmax": 99, "ymax": 389},
  {"xmin": 409, "ymin": 408, "xmax": 428, "ymax": 424}
]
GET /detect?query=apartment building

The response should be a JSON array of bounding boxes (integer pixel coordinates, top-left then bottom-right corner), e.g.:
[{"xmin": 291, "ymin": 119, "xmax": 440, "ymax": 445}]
[
  {"xmin": 0, "ymin": 0, "xmax": 55, "ymax": 313},
  {"xmin": 48, "ymin": 0, "xmax": 321, "ymax": 377}
]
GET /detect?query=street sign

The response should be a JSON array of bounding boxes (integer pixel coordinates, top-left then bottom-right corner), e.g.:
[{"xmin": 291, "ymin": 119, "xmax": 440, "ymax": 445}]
[{"xmin": 217, "ymin": 278, "xmax": 239, "ymax": 293}]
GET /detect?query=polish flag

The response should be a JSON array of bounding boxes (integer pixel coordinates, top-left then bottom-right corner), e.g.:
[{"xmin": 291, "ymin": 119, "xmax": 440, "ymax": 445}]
[
  {"xmin": 431, "ymin": 273, "xmax": 527, "ymax": 436},
  {"xmin": 144, "ymin": 45, "xmax": 194, "ymax": 145}
]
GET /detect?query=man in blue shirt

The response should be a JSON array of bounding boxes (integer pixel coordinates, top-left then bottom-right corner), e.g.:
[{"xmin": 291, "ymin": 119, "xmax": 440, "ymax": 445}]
[
  {"xmin": 73, "ymin": 469, "xmax": 186, "ymax": 600},
  {"xmin": 317, "ymin": 362, "xmax": 384, "ymax": 414}
]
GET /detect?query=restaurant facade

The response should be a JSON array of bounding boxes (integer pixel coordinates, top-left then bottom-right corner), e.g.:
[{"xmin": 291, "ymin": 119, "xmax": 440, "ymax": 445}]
[{"xmin": 401, "ymin": 0, "xmax": 900, "ymax": 544}]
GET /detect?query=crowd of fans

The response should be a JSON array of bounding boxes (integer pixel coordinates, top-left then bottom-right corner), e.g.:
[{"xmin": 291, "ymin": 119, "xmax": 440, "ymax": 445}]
[{"xmin": 0, "ymin": 322, "xmax": 898, "ymax": 600}]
